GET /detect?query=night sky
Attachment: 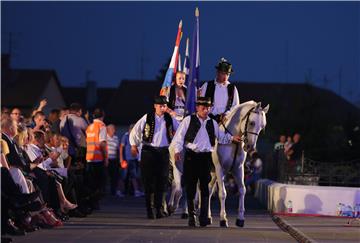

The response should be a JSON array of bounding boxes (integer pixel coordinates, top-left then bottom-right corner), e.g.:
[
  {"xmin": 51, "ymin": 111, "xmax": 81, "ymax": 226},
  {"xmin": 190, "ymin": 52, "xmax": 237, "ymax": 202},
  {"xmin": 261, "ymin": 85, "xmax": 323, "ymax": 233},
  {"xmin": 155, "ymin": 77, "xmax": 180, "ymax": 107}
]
[{"xmin": 2, "ymin": 1, "xmax": 359, "ymax": 105}]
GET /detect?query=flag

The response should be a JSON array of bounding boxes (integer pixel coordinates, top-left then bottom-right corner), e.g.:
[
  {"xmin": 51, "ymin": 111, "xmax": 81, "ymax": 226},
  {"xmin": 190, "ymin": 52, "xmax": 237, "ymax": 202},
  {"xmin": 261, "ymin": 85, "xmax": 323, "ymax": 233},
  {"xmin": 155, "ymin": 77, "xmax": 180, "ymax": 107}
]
[
  {"xmin": 185, "ymin": 7, "xmax": 200, "ymax": 115},
  {"xmin": 183, "ymin": 37, "xmax": 190, "ymax": 86},
  {"xmin": 160, "ymin": 20, "xmax": 182, "ymax": 98},
  {"xmin": 178, "ymin": 54, "xmax": 182, "ymax": 72}
]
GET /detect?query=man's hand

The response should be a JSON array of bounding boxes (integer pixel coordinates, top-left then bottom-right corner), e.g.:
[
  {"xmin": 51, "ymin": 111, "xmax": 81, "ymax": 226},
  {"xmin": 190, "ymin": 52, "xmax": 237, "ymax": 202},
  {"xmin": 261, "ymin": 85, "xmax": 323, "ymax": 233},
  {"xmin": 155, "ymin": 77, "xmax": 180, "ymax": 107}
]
[
  {"xmin": 131, "ymin": 146, "xmax": 138, "ymax": 157},
  {"xmin": 175, "ymin": 152, "xmax": 181, "ymax": 162},
  {"xmin": 232, "ymin": 135, "xmax": 242, "ymax": 144}
]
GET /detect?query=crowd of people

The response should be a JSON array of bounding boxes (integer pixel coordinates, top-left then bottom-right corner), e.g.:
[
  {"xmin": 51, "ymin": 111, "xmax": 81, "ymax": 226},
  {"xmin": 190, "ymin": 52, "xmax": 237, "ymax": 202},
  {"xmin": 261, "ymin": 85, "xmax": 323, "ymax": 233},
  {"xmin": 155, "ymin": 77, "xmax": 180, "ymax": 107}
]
[
  {"xmin": 273, "ymin": 132, "xmax": 304, "ymax": 181},
  {"xmin": 1, "ymin": 100, "xmax": 144, "ymax": 242},
  {"xmin": 2, "ymin": 57, "xmax": 251, "ymax": 236}
]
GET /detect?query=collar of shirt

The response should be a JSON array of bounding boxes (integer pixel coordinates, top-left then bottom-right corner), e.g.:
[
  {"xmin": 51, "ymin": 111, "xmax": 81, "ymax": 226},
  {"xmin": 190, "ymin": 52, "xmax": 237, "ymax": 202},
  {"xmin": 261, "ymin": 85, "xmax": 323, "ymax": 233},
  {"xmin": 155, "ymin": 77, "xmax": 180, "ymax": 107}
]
[
  {"xmin": 215, "ymin": 79, "xmax": 230, "ymax": 87},
  {"xmin": 155, "ymin": 114, "xmax": 164, "ymax": 120},
  {"xmin": 2, "ymin": 132, "xmax": 13, "ymax": 143},
  {"xmin": 196, "ymin": 114, "xmax": 211, "ymax": 124}
]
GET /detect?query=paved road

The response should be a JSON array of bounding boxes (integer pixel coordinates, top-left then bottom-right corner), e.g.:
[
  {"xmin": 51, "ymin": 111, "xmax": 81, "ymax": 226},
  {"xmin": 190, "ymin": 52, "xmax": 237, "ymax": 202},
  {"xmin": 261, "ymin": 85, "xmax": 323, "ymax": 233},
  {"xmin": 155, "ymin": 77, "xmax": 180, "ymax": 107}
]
[
  {"xmin": 11, "ymin": 194, "xmax": 295, "ymax": 243},
  {"xmin": 10, "ymin": 193, "xmax": 360, "ymax": 243}
]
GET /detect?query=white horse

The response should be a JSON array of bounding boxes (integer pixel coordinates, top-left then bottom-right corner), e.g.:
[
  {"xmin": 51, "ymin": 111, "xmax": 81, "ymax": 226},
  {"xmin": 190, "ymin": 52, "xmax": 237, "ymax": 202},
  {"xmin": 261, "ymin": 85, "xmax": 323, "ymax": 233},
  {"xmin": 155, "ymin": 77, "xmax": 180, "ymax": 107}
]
[
  {"xmin": 168, "ymin": 101, "xmax": 269, "ymax": 227},
  {"xmin": 209, "ymin": 101, "xmax": 269, "ymax": 227}
]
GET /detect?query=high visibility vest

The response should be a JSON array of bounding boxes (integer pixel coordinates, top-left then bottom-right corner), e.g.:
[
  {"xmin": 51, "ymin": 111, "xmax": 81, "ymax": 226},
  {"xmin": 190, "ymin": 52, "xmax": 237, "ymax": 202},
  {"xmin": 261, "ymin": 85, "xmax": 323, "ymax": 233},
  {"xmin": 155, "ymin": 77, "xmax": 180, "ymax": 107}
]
[{"xmin": 86, "ymin": 120, "xmax": 107, "ymax": 162}]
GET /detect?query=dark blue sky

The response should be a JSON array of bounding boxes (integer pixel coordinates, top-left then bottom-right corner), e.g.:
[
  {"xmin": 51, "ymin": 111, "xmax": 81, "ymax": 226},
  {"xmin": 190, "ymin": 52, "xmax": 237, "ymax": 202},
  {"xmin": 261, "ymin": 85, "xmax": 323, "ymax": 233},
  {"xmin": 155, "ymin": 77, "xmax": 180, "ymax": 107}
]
[{"xmin": 2, "ymin": 2, "xmax": 360, "ymax": 105}]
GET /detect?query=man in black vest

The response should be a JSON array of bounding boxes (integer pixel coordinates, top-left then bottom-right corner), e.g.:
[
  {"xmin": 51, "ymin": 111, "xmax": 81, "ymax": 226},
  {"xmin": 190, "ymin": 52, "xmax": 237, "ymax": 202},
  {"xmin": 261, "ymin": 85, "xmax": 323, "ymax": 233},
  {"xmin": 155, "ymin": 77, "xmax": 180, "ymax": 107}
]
[
  {"xmin": 171, "ymin": 97, "xmax": 241, "ymax": 227},
  {"xmin": 200, "ymin": 58, "xmax": 240, "ymax": 123},
  {"xmin": 129, "ymin": 95, "xmax": 178, "ymax": 219}
]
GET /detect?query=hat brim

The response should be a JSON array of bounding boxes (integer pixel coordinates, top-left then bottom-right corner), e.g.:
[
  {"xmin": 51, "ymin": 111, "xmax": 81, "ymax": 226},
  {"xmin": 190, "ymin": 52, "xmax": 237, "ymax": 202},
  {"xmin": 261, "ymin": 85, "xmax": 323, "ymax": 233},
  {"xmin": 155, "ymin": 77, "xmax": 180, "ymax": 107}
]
[{"xmin": 215, "ymin": 66, "xmax": 234, "ymax": 74}]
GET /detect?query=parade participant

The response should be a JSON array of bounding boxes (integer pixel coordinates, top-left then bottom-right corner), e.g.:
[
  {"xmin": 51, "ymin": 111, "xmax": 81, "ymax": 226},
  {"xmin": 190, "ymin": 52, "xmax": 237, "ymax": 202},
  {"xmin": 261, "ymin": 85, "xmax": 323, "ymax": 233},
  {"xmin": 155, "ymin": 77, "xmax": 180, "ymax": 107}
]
[
  {"xmin": 129, "ymin": 95, "xmax": 178, "ymax": 219},
  {"xmin": 85, "ymin": 108, "xmax": 108, "ymax": 210},
  {"xmin": 200, "ymin": 58, "xmax": 240, "ymax": 123},
  {"xmin": 167, "ymin": 71, "xmax": 187, "ymax": 120},
  {"xmin": 171, "ymin": 97, "xmax": 241, "ymax": 227}
]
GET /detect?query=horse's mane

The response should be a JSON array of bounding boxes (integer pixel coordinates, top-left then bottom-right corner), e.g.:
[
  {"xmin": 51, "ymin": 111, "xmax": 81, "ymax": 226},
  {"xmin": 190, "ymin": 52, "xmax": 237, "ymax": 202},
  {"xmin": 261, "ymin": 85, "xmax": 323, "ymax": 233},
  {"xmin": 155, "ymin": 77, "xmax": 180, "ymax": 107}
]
[
  {"xmin": 226, "ymin": 100, "xmax": 257, "ymax": 120},
  {"xmin": 224, "ymin": 100, "xmax": 258, "ymax": 134}
]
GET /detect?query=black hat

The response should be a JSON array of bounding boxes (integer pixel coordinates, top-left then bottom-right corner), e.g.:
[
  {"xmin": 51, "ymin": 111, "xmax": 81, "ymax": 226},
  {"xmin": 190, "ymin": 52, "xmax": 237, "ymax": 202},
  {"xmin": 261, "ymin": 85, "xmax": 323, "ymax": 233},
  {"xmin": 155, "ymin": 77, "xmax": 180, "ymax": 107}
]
[
  {"xmin": 153, "ymin": 95, "xmax": 168, "ymax": 104},
  {"xmin": 196, "ymin": 97, "xmax": 213, "ymax": 107},
  {"xmin": 215, "ymin": 57, "xmax": 234, "ymax": 74}
]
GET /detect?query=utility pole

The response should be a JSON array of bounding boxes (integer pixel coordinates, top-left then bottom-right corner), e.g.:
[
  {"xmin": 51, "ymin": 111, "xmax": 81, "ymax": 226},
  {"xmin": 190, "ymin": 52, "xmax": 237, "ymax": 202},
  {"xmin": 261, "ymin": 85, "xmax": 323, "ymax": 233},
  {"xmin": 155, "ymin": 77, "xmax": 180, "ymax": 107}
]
[{"xmin": 338, "ymin": 66, "xmax": 342, "ymax": 97}]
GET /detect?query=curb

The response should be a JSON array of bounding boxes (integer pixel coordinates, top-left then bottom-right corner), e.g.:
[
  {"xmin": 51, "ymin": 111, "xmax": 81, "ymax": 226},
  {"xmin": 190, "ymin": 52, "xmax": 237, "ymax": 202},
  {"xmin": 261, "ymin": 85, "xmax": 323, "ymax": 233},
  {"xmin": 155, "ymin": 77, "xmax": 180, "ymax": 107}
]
[{"xmin": 271, "ymin": 214, "xmax": 317, "ymax": 243}]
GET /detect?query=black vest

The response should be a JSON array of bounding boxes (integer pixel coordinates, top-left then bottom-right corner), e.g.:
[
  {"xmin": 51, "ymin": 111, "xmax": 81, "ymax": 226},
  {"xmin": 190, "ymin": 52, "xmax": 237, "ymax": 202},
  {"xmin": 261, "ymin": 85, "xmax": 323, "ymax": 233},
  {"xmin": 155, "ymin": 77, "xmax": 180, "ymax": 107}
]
[
  {"xmin": 184, "ymin": 114, "xmax": 216, "ymax": 147},
  {"xmin": 168, "ymin": 85, "xmax": 187, "ymax": 110},
  {"xmin": 204, "ymin": 80, "xmax": 235, "ymax": 112},
  {"xmin": 142, "ymin": 112, "xmax": 174, "ymax": 144},
  {"xmin": 2, "ymin": 133, "xmax": 27, "ymax": 168}
]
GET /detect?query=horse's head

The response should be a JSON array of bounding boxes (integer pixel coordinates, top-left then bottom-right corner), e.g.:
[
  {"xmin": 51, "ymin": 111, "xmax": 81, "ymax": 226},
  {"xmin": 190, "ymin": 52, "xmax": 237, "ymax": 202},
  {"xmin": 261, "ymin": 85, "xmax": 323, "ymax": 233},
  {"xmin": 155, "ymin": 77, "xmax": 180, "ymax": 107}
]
[{"xmin": 241, "ymin": 102, "xmax": 269, "ymax": 153}]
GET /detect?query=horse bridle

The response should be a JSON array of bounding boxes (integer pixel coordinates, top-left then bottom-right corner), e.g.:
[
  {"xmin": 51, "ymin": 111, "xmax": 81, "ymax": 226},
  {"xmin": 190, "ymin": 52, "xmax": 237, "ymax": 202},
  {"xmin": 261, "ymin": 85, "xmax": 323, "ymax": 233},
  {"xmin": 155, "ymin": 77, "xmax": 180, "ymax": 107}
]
[{"xmin": 221, "ymin": 106, "xmax": 260, "ymax": 145}]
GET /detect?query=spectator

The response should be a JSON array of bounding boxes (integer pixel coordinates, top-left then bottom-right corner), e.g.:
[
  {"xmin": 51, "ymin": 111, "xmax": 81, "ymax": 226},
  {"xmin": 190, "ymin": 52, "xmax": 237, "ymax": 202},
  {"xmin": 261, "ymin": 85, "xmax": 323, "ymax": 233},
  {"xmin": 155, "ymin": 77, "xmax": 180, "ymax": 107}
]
[
  {"xmin": 106, "ymin": 124, "xmax": 121, "ymax": 196},
  {"xmin": 60, "ymin": 103, "xmax": 88, "ymax": 165},
  {"xmin": 274, "ymin": 134, "xmax": 286, "ymax": 151},
  {"xmin": 31, "ymin": 99, "xmax": 47, "ymax": 117},
  {"xmin": 32, "ymin": 111, "xmax": 46, "ymax": 132},
  {"xmin": 10, "ymin": 107, "xmax": 22, "ymax": 124},
  {"xmin": 245, "ymin": 152, "xmax": 263, "ymax": 194},
  {"xmin": 284, "ymin": 135, "xmax": 293, "ymax": 156},
  {"xmin": 287, "ymin": 133, "xmax": 303, "ymax": 173},
  {"xmin": 120, "ymin": 124, "xmax": 144, "ymax": 197},
  {"xmin": 49, "ymin": 109, "xmax": 61, "ymax": 134}
]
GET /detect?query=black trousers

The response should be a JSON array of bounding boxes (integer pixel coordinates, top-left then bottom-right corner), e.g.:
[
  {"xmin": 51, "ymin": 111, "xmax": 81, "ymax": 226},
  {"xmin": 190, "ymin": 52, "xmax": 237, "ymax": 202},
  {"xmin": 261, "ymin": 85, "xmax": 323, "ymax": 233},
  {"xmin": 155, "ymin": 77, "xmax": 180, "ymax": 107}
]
[
  {"xmin": 108, "ymin": 159, "xmax": 120, "ymax": 195},
  {"xmin": 86, "ymin": 162, "xmax": 106, "ymax": 200},
  {"xmin": 183, "ymin": 149, "xmax": 212, "ymax": 220},
  {"xmin": 140, "ymin": 145, "xmax": 169, "ymax": 213}
]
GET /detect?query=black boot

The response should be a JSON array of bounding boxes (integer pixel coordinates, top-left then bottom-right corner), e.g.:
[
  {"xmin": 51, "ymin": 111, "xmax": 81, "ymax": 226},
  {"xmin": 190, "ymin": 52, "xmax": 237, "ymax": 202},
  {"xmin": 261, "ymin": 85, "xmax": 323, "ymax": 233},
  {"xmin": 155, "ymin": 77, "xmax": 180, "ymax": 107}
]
[
  {"xmin": 155, "ymin": 192, "xmax": 168, "ymax": 218},
  {"xmin": 145, "ymin": 193, "xmax": 155, "ymax": 219},
  {"xmin": 199, "ymin": 196, "xmax": 209, "ymax": 227},
  {"xmin": 187, "ymin": 199, "xmax": 197, "ymax": 227}
]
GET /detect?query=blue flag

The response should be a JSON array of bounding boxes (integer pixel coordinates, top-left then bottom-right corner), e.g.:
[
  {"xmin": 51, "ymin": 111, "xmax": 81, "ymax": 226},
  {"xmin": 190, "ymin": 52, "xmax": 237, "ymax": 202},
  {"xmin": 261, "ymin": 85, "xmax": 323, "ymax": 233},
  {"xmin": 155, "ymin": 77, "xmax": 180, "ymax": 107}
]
[{"xmin": 185, "ymin": 8, "xmax": 200, "ymax": 115}]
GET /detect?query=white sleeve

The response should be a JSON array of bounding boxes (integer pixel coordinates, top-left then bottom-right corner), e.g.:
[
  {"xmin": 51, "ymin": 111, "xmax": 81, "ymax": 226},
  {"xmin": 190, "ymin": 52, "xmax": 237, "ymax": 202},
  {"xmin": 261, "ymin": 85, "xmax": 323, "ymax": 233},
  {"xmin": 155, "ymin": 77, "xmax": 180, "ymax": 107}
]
[
  {"xmin": 25, "ymin": 146, "xmax": 39, "ymax": 162},
  {"xmin": 199, "ymin": 82, "xmax": 208, "ymax": 97},
  {"xmin": 214, "ymin": 120, "xmax": 232, "ymax": 144},
  {"xmin": 99, "ymin": 126, "xmax": 107, "ymax": 142},
  {"xmin": 129, "ymin": 114, "xmax": 147, "ymax": 147},
  {"xmin": 171, "ymin": 116, "xmax": 191, "ymax": 154}
]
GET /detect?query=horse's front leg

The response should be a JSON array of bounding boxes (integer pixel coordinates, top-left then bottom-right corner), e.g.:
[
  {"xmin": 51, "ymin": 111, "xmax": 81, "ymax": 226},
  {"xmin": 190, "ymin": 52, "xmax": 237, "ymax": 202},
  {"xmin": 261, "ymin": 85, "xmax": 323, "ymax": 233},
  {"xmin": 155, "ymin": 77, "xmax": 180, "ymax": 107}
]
[
  {"xmin": 207, "ymin": 171, "xmax": 217, "ymax": 225},
  {"xmin": 232, "ymin": 153, "xmax": 247, "ymax": 227},
  {"xmin": 214, "ymin": 162, "xmax": 229, "ymax": 227},
  {"xmin": 168, "ymin": 164, "xmax": 183, "ymax": 215}
]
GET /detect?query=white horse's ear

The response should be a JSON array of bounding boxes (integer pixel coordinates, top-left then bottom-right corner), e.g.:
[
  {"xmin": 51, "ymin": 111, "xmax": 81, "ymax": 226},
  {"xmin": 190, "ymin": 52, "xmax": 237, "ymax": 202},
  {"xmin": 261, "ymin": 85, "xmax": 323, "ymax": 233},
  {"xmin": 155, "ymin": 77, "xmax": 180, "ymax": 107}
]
[
  {"xmin": 262, "ymin": 104, "xmax": 270, "ymax": 114},
  {"xmin": 256, "ymin": 102, "xmax": 262, "ymax": 110}
]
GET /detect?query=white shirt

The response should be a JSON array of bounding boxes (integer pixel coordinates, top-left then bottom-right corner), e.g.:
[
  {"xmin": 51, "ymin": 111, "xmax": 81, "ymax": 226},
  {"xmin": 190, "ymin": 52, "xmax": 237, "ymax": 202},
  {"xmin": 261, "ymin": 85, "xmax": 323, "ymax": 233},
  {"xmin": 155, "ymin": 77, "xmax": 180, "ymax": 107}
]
[
  {"xmin": 130, "ymin": 113, "xmax": 179, "ymax": 148},
  {"xmin": 107, "ymin": 134, "xmax": 119, "ymax": 159},
  {"xmin": 25, "ymin": 144, "xmax": 53, "ymax": 171},
  {"xmin": 171, "ymin": 114, "xmax": 233, "ymax": 153},
  {"xmin": 200, "ymin": 80, "xmax": 240, "ymax": 115}
]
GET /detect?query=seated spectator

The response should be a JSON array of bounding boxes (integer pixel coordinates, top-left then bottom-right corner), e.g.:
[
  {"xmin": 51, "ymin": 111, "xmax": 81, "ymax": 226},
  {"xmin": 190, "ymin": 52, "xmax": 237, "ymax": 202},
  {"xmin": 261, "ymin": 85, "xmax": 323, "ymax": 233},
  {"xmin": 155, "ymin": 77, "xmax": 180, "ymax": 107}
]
[
  {"xmin": 10, "ymin": 107, "xmax": 22, "ymax": 124},
  {"xmin": 32, "ymin": 111, "xmax": 46, "ymax": 132}
]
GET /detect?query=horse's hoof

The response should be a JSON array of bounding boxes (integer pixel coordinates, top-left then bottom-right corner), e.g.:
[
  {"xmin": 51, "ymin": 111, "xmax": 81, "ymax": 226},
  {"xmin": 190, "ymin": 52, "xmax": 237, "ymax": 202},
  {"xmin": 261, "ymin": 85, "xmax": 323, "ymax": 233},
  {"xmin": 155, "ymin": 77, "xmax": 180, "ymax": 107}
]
[
  {"xmin": 235, "ymin": 219, "xmax": 244, "ymax": 227},
  {"xmin": 219, "ymin": 219, "xmax": 228, "ymax": 228},
  {"xmin": 181, "ymin": 213, "xmax": 188, "ymax": 219}
]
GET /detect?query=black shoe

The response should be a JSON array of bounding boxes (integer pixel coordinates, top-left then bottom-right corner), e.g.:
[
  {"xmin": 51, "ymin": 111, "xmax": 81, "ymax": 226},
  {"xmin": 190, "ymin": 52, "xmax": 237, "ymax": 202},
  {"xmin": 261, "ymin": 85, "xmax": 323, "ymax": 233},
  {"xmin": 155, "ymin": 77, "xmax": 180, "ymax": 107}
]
[{"xmin": 12, "ymin": 191, "xmax": 40, "ymax": 205}]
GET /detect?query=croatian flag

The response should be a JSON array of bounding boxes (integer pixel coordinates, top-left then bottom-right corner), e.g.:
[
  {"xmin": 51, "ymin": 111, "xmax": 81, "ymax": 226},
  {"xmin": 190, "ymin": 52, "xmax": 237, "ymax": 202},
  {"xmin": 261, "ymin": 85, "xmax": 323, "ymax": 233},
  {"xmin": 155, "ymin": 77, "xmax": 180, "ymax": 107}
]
[
  {"xmin": 185, "ymin": 8, "xmax": 200, "ymax": 115},
  {"xmin": 183, "ymin": 38, "xmax": 190, "ymax": 86},
  {"xmin": 160, "ymin": 20, "xmax": 183, "ymax": 99}
]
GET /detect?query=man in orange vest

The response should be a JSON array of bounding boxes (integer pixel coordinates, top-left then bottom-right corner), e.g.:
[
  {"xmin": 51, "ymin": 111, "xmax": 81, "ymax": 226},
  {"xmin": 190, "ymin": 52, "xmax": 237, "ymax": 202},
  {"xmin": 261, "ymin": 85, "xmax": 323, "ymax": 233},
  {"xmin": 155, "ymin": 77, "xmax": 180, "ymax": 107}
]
[{"xmin": 86, "ymin": 108, "xmax": 108, "ymax": 210}]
